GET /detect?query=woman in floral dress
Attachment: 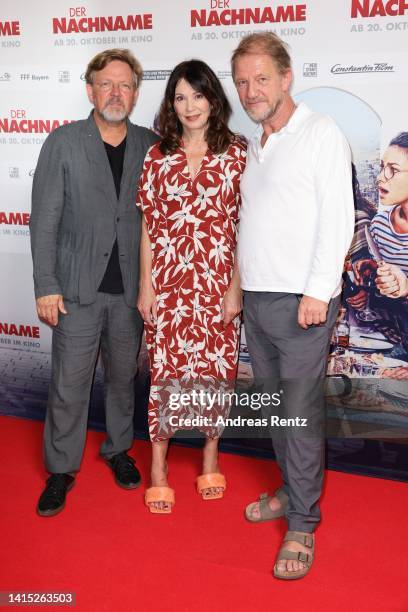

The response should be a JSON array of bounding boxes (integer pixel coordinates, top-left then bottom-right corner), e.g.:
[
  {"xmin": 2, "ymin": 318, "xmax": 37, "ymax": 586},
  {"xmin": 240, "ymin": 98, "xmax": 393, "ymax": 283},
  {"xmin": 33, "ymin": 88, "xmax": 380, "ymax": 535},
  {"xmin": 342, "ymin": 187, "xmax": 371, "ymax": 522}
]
[{"xmin": 137, "ymin": 59, "xmax": 246, "ymax": 512}]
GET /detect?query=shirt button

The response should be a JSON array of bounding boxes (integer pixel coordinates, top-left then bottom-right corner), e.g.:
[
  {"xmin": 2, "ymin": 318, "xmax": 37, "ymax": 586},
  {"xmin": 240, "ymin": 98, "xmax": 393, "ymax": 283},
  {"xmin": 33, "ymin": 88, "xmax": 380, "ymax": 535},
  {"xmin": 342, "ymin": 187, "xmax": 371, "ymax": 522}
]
[
  {"xmin": 104, "ymin": 253, "xmax": 109, "ymax": 257},
  {"xmin": 116, "ymin": 217, "xmax": 120, "ymax": 222}
]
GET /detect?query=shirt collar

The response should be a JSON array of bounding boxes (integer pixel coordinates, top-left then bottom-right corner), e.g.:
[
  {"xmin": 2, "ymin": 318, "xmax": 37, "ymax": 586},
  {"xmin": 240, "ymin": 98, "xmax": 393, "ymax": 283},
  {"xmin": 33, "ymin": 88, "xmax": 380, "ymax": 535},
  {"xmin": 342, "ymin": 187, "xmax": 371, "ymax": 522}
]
[{"xmin": 285, "ymin": 102, "xmax": 312, "ymax": 134}]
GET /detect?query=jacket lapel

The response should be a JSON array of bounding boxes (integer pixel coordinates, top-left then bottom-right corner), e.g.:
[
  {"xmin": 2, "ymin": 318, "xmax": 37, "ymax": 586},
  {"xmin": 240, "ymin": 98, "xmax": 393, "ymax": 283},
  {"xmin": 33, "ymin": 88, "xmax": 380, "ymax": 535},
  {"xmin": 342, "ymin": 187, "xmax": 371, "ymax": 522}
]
[
  {"xmin": 119, "ymin": 119, "xmax": 147, "ymax": 209},
  {"xmin": 82, "ymin": 112, "xmax": 118, "ymax": 212}
]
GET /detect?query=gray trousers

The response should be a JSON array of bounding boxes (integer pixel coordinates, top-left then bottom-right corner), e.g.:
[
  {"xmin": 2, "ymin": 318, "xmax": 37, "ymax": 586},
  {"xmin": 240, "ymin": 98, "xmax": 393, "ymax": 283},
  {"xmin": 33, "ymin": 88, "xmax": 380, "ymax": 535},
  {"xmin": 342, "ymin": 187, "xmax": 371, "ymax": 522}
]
[
  {"xmin": 44, "ymin": 293, "xmax": 143, "ymax": 473},
  {"xmin": 243, "ymin": 292, "xmax": 340, "ymax": 533}
]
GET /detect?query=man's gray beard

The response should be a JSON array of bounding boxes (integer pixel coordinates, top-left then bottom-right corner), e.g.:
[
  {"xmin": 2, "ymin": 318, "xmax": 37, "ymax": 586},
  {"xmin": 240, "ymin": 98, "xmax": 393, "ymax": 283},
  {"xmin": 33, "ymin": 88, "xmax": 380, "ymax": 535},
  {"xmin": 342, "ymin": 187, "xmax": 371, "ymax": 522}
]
[
  {"xmin": 245, "ymin": 98, "xmax": 282, "ymax": 124},
  {"xmin": 100, "ymin": 108, "xmax": 128, "ymax": 123}
]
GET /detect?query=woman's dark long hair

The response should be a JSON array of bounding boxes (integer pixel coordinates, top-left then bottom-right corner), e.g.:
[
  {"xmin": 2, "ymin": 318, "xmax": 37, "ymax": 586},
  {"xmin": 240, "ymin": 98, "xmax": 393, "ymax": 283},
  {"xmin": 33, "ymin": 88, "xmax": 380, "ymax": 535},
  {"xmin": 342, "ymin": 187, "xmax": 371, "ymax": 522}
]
[{"xmin": 158, "ymin": 59, "xmax": 235, "ymax": 155}]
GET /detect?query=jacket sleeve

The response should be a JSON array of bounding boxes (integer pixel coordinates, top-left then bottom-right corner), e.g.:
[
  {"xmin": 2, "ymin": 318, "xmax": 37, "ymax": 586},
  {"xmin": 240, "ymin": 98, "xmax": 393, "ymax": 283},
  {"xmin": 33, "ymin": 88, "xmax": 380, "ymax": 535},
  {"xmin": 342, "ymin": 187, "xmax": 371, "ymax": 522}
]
[{"xmin": 29, "ymin": 129, "xmax": 67, "ymax": 299}]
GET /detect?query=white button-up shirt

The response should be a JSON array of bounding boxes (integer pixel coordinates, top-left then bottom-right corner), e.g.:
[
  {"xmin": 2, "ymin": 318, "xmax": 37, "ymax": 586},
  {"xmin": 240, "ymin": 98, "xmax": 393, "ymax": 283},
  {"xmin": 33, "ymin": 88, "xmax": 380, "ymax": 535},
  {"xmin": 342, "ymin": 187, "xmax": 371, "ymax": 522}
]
[{"xmin": 238, "ymin": 102, "xmax": 355, "ymax": 303}]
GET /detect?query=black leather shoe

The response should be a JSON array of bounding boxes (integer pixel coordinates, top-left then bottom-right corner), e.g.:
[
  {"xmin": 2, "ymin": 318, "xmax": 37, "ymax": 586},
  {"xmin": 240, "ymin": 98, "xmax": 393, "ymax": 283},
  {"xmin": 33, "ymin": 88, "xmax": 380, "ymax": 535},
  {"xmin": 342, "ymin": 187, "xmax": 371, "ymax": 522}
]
[
  {"xmin": 37, "ymin": 473, "xmax": 75, "ymax": 517},
  {"xmin": 107, "ymin": 452, "xmax": 141, "ymax": 489}
]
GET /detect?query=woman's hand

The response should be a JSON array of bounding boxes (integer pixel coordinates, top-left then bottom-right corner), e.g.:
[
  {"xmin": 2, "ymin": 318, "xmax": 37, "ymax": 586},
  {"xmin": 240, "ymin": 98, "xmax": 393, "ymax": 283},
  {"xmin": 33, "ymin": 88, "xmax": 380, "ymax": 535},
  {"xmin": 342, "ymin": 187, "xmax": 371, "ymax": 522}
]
[
  {"xmin": 347, "ymin": 289, "xmax": 368, "ymax": 311},
  {"xmin": 353, "ymin": 258, "xmax": 378, "ymax": 285},
  {"xmin": 137, "ymin": 282, "xmax": 157, "ymax": 326},
  {"xmin": 376, "ymin": 263, "xmax": 408, "ymax": 298},
  {"xmin": 221, "ymin": 285, "xmax": 243, "ymax": 328}
]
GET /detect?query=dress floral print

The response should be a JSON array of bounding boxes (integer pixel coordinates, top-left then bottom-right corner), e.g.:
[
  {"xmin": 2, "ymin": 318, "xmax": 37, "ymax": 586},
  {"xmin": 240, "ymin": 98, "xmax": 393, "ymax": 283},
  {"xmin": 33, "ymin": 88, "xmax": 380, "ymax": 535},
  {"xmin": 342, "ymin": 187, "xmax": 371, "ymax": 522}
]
[{"xmin": 137, "ymin": 139, "xmax": 247, "ymax": 441}]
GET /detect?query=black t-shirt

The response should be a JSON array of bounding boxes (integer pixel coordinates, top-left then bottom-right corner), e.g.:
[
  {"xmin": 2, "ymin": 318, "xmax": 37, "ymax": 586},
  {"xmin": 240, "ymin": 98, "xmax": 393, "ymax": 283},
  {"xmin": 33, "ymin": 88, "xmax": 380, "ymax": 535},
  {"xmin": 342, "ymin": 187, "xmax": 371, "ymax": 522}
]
[{"xmin": 98, "ymin": 137, "xmax": 126, "ymax": 294}]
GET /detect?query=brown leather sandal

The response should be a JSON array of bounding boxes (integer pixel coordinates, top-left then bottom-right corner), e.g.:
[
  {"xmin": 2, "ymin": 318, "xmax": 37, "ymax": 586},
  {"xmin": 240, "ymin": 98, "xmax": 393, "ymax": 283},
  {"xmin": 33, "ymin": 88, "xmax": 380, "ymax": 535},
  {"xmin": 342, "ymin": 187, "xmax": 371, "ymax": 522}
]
[
  {"xmin": 273, "ymin": 531, "xmax": 314, "ymax": 580},
  {"xmin": 245, "ymin": 487, "xmax": 289, "ymax": 522},
  {"xmin": 196, "ymin": 473, "xmax": 226, "ymax": 500},
  {"xmin": 144, "ymin": 486, "xmax": 175, "ymax": 514}
]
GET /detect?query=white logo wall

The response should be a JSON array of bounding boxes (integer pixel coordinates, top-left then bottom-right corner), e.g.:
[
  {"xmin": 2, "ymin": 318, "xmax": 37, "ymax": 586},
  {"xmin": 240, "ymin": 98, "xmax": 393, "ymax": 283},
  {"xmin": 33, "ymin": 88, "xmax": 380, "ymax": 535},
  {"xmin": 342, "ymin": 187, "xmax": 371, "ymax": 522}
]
[{"xmin": 1, "ymin": 0, "xmax": 408, "ymax": 422}]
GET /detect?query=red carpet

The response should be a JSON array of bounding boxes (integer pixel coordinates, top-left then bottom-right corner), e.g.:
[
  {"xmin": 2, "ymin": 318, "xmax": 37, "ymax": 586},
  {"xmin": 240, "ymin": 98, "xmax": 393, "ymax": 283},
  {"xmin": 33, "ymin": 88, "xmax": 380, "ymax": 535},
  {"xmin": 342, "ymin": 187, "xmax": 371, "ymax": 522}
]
[{"xmin": 1, "ymin": 415, "xmax": 407, "ymax": 612}]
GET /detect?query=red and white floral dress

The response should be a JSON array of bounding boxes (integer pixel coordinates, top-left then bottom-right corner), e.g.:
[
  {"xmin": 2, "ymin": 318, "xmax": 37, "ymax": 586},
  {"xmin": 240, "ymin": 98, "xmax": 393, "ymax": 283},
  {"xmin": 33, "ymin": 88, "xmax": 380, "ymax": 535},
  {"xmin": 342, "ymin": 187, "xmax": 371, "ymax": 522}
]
[{"xmin": 136, "ymin": 139, "xmax": 247, "ymax": 441}]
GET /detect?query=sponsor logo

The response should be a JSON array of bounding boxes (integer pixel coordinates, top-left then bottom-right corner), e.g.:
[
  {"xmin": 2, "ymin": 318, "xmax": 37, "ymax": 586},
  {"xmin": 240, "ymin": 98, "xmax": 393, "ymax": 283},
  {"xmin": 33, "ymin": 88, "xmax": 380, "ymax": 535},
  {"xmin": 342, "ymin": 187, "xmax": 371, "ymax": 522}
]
[
  {"xmin": 331, "ymin": 62, "xmax": 394, "ymax": 73},
  {"xmin": 52, "ymin": 7, "xmax": 153, "ymax": 34},
  {"xmin": 351, "ymin": 0, "xmax": 408, "ymax": 18},
  {"xmin": 20, "ymin": 73, "xmax": 50, "ymax": 81},
  {"xmin": 0, "ymin": 21, "xmax": 21, "ymax": 36},
  {"xmin": 143, "ymin": 70, "xmax": 172, "ymax": 81},
  {"xmin": 217, "ymin": 70, "xmax": 232, "ymax": 80},
  {"xmin": 303, "ymin": 62, "xmax": 317, "ymax": 77},
  {"xmin": 0, "ymin": 72, "xmax": 11, "ymax": 81},
  {"xmin": 58, "ymin": 70, "xmax": 70, "ymax": 83},
  {"xmin": 0, "ymin": 211, "xmax": 30, "ymax": 225},
  {"xmin": 0, "ymin": 110, "xmax": 73, "ymax": 133},
  {"xmin": 0, "ymin": 322, "xmax": 40, "ymax": 338},
  {"xmin": 9, "ymin": 167, "xmax": 19, "ymax": 178},
  {"xmin": 191, "ymin": 2, "xmax": 306, "ymax": 27}
]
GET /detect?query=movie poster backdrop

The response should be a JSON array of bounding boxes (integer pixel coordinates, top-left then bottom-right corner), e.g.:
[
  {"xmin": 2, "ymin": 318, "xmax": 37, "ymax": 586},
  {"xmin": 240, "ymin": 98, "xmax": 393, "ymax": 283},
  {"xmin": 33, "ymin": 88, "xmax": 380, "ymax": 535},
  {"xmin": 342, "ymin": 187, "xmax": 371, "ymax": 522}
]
[{"xmin": 1, "ymin": 0, "xmax": 407, "ymax": 444}]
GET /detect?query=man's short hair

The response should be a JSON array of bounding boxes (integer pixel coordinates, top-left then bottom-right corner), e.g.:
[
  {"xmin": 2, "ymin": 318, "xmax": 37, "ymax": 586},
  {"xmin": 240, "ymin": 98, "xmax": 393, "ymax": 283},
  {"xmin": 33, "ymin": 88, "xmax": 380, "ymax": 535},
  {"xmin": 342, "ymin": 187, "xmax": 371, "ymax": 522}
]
[
  {"xmin": 231, "ymin": 32, "xmax": 291, "ymax": 78},
  {"xmin": 85, "ymin": 48, "xmax": 143, "ymax": 88}
]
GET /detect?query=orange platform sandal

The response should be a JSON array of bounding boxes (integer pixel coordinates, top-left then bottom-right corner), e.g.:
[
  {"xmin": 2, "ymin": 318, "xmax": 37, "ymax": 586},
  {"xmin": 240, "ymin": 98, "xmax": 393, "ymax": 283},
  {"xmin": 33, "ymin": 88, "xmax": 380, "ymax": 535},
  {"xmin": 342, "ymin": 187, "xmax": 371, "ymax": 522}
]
[
  {"xmin": 196, "ymin": 473, "xmax": 226, "ymax": 500},
  {"xmin": 144, "ymin": 486, "xmax": 175, "ymax": 514}
]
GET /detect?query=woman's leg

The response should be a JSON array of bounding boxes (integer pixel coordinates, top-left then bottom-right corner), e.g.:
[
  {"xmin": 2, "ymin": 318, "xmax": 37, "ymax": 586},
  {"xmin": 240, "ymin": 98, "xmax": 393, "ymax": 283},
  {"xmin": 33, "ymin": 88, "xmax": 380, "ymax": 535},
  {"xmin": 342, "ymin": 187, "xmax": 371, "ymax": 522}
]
[
  {"xmin": 149, "ymin": 439, "xmax": 171, "ymax": 511},
  {"xmin": 201, "ymin": 437, "xmax": 223, "ymax": 497}
]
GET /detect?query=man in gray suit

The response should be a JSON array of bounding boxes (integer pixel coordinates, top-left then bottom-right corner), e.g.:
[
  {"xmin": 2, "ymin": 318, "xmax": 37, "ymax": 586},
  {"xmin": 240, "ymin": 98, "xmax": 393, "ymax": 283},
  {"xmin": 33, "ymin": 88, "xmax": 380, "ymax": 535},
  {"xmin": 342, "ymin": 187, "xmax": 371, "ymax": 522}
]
[{"xmin": 30, "ymin": 49, "xmax": 158, "ymax": 516}]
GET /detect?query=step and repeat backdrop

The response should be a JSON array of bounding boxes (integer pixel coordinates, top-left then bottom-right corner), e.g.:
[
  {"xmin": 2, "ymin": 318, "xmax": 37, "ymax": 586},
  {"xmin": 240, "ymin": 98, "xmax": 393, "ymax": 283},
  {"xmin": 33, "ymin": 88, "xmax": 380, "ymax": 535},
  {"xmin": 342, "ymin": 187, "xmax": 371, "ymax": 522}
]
[{"xmin": 1, "ymin": 0, "xmax": 408, "ymax": 453}]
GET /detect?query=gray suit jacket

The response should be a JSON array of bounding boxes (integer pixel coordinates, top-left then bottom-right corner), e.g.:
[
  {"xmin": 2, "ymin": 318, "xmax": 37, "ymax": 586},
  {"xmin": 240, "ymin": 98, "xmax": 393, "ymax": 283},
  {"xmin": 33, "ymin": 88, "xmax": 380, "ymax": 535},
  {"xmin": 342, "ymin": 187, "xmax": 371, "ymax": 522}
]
[{"xmin": 30, "ymin": 112, "xmax": 158, "ymax": 307}]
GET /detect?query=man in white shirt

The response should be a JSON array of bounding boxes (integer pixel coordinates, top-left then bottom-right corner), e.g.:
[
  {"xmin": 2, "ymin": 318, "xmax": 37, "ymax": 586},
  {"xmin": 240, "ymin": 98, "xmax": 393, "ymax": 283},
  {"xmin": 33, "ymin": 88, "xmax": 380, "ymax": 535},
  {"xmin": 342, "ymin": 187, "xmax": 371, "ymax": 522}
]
[{"xmin": 231, "ymin": 33, "xmax": 354, "ymax": 579}]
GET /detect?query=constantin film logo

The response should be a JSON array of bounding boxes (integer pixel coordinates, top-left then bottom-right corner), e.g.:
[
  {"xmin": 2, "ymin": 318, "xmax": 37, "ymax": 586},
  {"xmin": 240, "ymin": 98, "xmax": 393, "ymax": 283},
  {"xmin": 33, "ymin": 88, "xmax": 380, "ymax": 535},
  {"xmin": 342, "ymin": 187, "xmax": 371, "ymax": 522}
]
[
  {"xmin": 331, "ymin": 62, "xmax": 395, "ymax": 73},
  {"xmin": 0, "ymin": 109, "xmax": 73, "ymax": 133},
  {"xmin": 190, "ymin": 0, "xmax": 307, "ymax": 26},
  {"xmin": 351, "ymin": 0, "xmax": 408, "ymax": 17},
  {"xmin": 52, "ymin": 7, "xmax": 153, "ymax": 33}
]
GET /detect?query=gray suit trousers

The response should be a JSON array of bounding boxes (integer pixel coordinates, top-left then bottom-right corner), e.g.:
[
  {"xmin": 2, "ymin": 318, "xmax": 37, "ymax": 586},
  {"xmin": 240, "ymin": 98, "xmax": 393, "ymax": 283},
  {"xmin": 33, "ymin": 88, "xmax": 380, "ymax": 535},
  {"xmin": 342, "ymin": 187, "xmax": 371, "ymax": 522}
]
[
  {"xmin": 44, "ymin": 293, "xmax": 143, "ymax": 473},
  {"xmin": 243, "ymin": 291, "xmax": 340, "ymax": 533}
]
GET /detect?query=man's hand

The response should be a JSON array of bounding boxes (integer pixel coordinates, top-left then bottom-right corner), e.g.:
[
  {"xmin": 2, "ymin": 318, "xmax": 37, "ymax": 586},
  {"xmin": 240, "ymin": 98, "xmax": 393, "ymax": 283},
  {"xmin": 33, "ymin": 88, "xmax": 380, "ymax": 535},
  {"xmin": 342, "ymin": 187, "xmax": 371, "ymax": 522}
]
[
  {"xmin": 137, "ymin": 283, "xmax": 157, "ymax": 326},
  {"xmin": 221, "ymin": 285, "xmax": 243, "ymax": 328},
  {"xmin": 376, "ymin": 263, "xmax": 408, "ymax": 299},
  {"xmin": 298, "ymin": 295, "xmax": 328, "ymax": 330},
  {"xmin": 36, "ymin": 294, "xmax": 67, "ymax": 326}
]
